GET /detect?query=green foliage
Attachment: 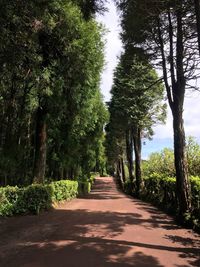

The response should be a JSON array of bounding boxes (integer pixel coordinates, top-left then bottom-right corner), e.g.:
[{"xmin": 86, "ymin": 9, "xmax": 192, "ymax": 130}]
[
  {"xmin": 187, "ymin": 137, "xmax": 200, "ymax": 176},
  {"xmin": 0, "ymin": 179, "xmax": 80, "ymax": 216},
  {"xmin": 124, "ymin": 180, "xmax": 133, "ymax": 195},
  {"xmin": 77, "ymin": 173, "xmax": 96, "ymax": 195},
  {"xmin": 0, "ymin": 184, "xmax": 52, "ymax": 216},
  {"xmin": 143, "ymin": 138, "xmax": 200, "ymax": 178},
  {"xmin": 78, "ymin": 181, "xmax": 92, "ymax": 195},
  {"xmin": 140, "ymin": 173, "xmax": 200, "ymax": 230},
  {"xmin": 21, "ymin": 185, "xmax": 52, "ymax": 215},
  {"xmin": 50, "ymin": 180, "xmax": 78, "ymax": 202},
  {"xmin": 0, "ymin": 0, "xmax": 107, "ymax": 185},
  {"xmin": 143, "ymin": 148, "xmax": 175, "ymax": 177},
  {"xmin": 105, "ymin": 46, "xmax": 166, "ymax": 185}
]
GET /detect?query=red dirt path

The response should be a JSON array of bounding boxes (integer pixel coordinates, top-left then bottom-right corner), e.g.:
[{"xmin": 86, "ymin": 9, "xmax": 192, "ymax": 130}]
[{"xmin": 0, "ymin": 176, "xmax": 199, "ymax": 267}]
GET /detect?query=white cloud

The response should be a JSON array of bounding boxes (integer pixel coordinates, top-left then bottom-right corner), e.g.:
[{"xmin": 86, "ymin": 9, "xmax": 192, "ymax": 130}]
[
  {"xmin": 153, "ymin": 91, "xmax": 200, "ymax": 139},
  {"xmin": 96, "ymin": 0, "xmax": 122, "ymax": 102},
  {"xmin": 153, "ymin": 105, "xmax": 173, "ymax": 139}
]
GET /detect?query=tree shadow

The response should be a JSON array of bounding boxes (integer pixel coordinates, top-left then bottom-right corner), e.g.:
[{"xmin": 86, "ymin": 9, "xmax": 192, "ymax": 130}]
[
  {"xmin": 0, "ymin": 208, "xmax": 199, "ymax": 267},
  {"xmin": 0, "ymin": 177, "xmax": 199, "ymax": 267},
  {"xmin": 1, "ymin": 238, "xmax": 166, "ymax": 267},
  {"xmin": 79, "ymin": 177, "xmax": 125, "ymax": 200},
  {"xmin": 164, "ymin": 235, "xmax": 200, "ymax": 267},
  {"xmin": 130, "ymin": 199, "xmax": 182, "ymax": 231}
]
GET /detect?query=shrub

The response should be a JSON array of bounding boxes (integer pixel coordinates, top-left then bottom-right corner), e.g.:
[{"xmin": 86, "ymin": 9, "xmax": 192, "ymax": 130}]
[
  {"xmin": 139, "ymin": 173, "xmax": 200, "ymax": 230},
  {"xmin": 78, "ymin": 181, "xmax": 91, "ymax": 195},
  {"xmin": 142, "ymin": 148, "xmax": 175, "ymax": 177},
  {"xmin": 190, "ymin": 176, "xmax": 200, "ymax": 227},
  {"xmin": 0, "ymin": 179, "xmax": 79, "ymax": 216},
  {"xmin": 78, "ymin": 173, "xmax": 97, "ymax": 195},
  {"xmin": 124, "ymin": 180, "xmax": 133, "ymax": 195},
  {"xmin": 22, "ymin": 185, "xmax": 52, "ymax": 214},
  {"xmin": 50, "ymin": 180, "xmax": 78, "ymax": 202},
  {"xmin": 0, "ymin": 188, "xmax": 13, "ymax": 216},
  {"xmin": 143, "ymin": 138, "xmax": 200, "ymax": 178},
  {"xmin": 0, "ymin": 175, "xmax": 97, "ymax": 217}
]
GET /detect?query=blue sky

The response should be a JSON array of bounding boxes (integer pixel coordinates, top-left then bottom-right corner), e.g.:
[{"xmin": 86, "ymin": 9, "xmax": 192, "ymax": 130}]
[
  {"xmin": 142, "ymin": 138, "xmax": 173, "ymax": 159},
  {"xmin": 96, "ymin": 1, "xmax": 200, "ymax": 159}
]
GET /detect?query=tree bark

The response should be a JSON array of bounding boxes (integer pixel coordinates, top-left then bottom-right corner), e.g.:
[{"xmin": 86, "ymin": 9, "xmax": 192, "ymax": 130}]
[
  {"xmin": 172, "ymin": 104, "xmax": 191, "ymax": 215},
  {"xmin": 133, "ymin": 127, "xmax": 142, "ymax": 196},
  {"xmin": 194, "ymin": 0, "xmax": 200, "ymax": 55},
  {"xmin": 126, "ymin": 128, "xmax": 134, "ymax": 182},
  {"xmin": 117, "ymin": 159, "xmax": 124, "ymax": 186},
  {"xmin": 173, "ymin": 3, "xmax": 191, "ymax": 215},
  {"xmin": 121, "ymin": 157, "xmax": 126, "ymax": 183},
  {"xmin": 157, "ymin": 4, "xmax": 191, "ymax": 216},
  {"xmin": 33, "ymin": 106, "xmax": 47, "ymax": 183}
]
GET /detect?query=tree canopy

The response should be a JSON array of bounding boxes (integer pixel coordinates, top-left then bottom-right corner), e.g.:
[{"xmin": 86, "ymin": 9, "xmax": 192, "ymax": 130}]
[
  {"xmin": 106, "ymin": 47, "xmax": 166, "ymax": 195},
  {"xmin": 0, "ymin": 0, "xmax": 108, "ymax": 185}
]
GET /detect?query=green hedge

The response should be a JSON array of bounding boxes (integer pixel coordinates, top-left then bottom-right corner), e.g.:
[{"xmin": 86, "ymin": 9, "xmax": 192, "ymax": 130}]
[
  {"xmin": 77, "ymin": 173, "xmax": 96, "ymax": 195},
  {"xmin": 123, "ymin": 173, "xmax": 200, "ymax": 229},
  {"xmin": 78, "ymin": 181, "xmax": 91, "ymax": 195},
  {"xmin": 0, "ymin": 174, "xmax": 97, "ymax": 217},
  {"xmin": 0, "ymin": 180, "xmax": 79, "ymax": 216},
  {"xmin": 51, "ymin": 180, "xmax": 78, "ymax": 202},
  {"xmin": 142, "ymin": 173, "xmax": 200, "ymax": 229},
  {"xmin": 0, "ymin": 184, "xmax": 52, "ymax": 216}
]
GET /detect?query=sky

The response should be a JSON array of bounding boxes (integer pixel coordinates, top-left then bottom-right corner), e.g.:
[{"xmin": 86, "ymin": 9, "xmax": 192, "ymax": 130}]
[{"xmin": 96, "ymin": 0, "xmax": 200, "ymax": 159}]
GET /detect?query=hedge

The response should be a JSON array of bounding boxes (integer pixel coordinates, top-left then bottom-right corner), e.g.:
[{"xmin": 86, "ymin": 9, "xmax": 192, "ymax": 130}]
[
  {"xmin": 123, "ymin": 173, "xmax": 200, "ymax": 230},
  {"xmin": 51, "ymin": 180, "xmax": 78, "ymax": 202},
  {"xmin": 0, "ymin": 184, "xmax": 52, "ymax": 216},
  {"xmin": 0, "ymin": 180, "xmax": 79, "ymax": 216},
  {"xmin": 77, "ymin": 173, "xmax": 96, "ymax": 195}
]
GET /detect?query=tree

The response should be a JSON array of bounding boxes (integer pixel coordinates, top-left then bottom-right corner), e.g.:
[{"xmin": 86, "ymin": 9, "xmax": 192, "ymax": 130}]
[
  {"xmin": 117, "ymin": 0, "xmax": 199, "ymax": 215},
  {"xmin": 106, "ymin": 47, "xmax": 166, "ymax": 195},
  {"xmin": 194, "ymin": 0, "xmax": 200, "ymax": 55},
  {"xmin": 0, "ymin": 0, "xmax": 107, "ymax": 185}
]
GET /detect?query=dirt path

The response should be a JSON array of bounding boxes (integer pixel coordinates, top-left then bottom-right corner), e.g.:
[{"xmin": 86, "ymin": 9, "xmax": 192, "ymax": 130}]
[{"xmin": 0, "ymin": 177, "xmax": 199, "ymax": 267}]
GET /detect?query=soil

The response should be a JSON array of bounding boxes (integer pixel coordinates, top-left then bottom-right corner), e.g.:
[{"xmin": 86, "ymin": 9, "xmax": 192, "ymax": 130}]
[{"xmin": 0, "ymin": 176, "xmax": 199, "ymax": 267}]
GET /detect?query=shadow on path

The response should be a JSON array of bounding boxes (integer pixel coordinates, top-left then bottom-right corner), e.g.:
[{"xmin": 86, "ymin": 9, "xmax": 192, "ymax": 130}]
[{"xmin": 0, "ymin": 177, "xmax": 199, "ymax": 267}]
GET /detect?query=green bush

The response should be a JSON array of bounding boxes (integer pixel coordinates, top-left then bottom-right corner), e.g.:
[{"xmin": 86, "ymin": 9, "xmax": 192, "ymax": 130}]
[
  {"xmin": 78, "ymin": 173, "xmax": 97, "ymax": 195},
  {"xmin": 0, "ymin": 184, "xmax": 52, "ymax": 216},
  {"xmin": 190, "ymin": 176, "xmax": 200, "ymax": 227},
  {"xmin": 142, "ymin": 148, "xmax": 175, "ymax": 177},
  {"xmin": 78, "ymin": 181, "xmax": 91, "ymax": 195},
  {"xmin": 89, "ymin": 174, "xmax": 96, "ymax": 185},
  {"xmin": 143, "ymin": 138, "xmax": 200, "ymax": 178},
  {"xmin": 22, "ymin": 185, "xmax": 53, "ymax": 214},
  {"xmin": 140, "ymin": 173, "xmax": 200, "ymax": 229},
  {"xmin": 0, "ymin": 188, "xmax": 14, "ymax": 216},
  {"xmin": 0, "ymin": 179, "xmax": 79, "ymax": 216},
  {"xmin": 51, "ymin": 180, "xmax": 78, "ymax": 201},
  {"xmin": 0, "ymin": 175, "xmax": 97, "ymax": 217},
  {"xmin": 124, "ymin": 180, "xmax": 133, "ymax": 195}
]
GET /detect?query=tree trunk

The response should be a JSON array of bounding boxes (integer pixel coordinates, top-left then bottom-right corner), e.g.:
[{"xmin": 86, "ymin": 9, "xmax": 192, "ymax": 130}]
[
  {"xmin": 117, "ymin": 159, "xmax": 124, "ymax": 186},
  {"xmin": 121, "ymin": 157, "xmax": 126, "ymax": 183},
  {"xmin": 33, "ymin": 107, "xmax": 47, "ymax": 183},
  {"xmin": 133, "ymin": 127, "xmax": 142, "ymax": 196},
  {"xmin": 172, "ymin": 105, "xmax": 191, "ymax": 215},
  {"xmin": 158, "ymin": 3, "xmax": 191, "ymax": 217},
  {"xmin": 172, "ymin": 3, "xmax": 191, "ymax": 215},
  {"xmin": 126, "ymin": 128, "xmax": 134, "ymax": 182},
  {"xmin": 194, "ymin": 0, "xmax": 200, "ymax": 55}
]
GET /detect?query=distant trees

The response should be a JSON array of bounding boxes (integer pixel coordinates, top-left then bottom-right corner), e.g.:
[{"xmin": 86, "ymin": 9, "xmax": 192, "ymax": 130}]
[
  {"xmin": 106, "ymin": 47, "xmax": 166, "ymax": 196},
  {"xmin": 143, "ymin": 137, "xmax": 200, "ymax": 178},
  {"xmin": 116, "ymin": 0, "xmax": 200, "ymax": 216},
  {"xmin": 0, "ymin": 0, "xmax": 107, "ymax": 185}
]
